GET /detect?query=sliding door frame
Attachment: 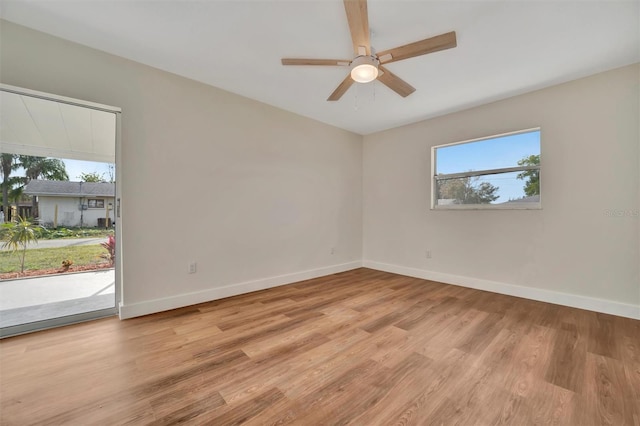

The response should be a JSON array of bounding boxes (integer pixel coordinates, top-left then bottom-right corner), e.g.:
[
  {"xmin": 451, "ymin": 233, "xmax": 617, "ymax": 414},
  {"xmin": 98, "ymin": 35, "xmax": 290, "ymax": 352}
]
[{"xmin": 0, "ymin": 84, "xmax": 122, "ymax": 338}]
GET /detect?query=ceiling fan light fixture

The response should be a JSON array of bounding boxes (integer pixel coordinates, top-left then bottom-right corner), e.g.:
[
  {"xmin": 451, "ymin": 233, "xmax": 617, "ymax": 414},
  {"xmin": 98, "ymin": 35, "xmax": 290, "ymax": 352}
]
[{"xmin": 350, "ymin": 56, "xmax": 379, "ymax": 83}]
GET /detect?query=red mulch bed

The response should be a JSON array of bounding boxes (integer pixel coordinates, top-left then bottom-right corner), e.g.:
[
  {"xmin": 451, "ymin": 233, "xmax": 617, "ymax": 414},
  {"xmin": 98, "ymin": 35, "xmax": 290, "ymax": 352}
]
[{"xmin": 0, "ymin": 263, "xmax": 114, "ymax": 280}]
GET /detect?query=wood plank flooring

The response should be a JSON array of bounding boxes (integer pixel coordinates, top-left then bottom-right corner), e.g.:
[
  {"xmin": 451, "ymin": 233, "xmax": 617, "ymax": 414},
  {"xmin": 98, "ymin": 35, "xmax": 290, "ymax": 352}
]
[{"xmin": 1, "ymin": 268, "xmax": 638, "ymax": 425}]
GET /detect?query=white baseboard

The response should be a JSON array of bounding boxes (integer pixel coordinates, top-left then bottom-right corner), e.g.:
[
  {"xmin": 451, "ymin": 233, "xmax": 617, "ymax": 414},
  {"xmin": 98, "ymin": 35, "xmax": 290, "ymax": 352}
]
[
  {"xmin": 363, "ymin": 260, "xmax": 640, "ymax": 320},
  {"xmin": 119, "ymin": 261, "xmax": 363, "ymax": 319}
]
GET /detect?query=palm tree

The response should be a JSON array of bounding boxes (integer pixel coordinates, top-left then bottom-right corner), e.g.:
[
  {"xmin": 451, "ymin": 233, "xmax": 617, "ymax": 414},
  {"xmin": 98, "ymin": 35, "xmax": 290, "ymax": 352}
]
[
  {"xmin": 2, "ymin": 216, "xmax": 39, "ymax": 273},
  {"xmin": 1, "ymin": 153, "xmax": 20, "ymax": 222},
  {"xmin": 18, "ymin": 156, "xmax": 69, "ymax": 218}
]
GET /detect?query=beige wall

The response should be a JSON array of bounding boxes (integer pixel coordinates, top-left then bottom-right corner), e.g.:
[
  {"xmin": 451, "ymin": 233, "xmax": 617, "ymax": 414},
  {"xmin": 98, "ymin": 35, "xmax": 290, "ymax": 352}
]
[
  {"xmin": 1, "ymin": 21, "xmax": 363, "ymax": 317},
  {"xmin": 363, "ymin": 64, "xmax": 640, "ymax": 315},
  {"xmin": 2, "ymin": 19, "xmax": 638, "ymax": 319}
]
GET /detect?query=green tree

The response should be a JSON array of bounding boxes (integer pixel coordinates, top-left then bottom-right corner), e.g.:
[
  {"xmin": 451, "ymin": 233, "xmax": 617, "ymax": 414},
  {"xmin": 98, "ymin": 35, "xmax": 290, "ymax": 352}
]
[
  {"xmin": 438, "ymin": 176, "xmax": 500, "ymax": 204},
  {"xmin": 19, "ymin": 156, "xmax": 69, "ymax": 182},
  {"xmin": 2, "ymin": 216, "xmax": 39, "ymax": 273},
  {"xmin": 18, "ymin": 156, "xmax": 69, "ymax": 218},
  {"xmin": 517, "ymin": 154, "xmax": 540, "ymax": 197},
  {"xmin": 78, "ymin": 171, "xmax": 106, "ymax": 183}
]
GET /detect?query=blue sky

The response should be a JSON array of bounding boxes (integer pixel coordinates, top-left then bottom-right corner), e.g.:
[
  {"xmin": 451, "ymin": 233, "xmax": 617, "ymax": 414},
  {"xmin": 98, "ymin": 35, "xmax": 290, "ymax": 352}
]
[
  {"xmin": 62, "ymin": 159, "xmax": 114, "ymax": 182},
  {"xmin": 436, "ymin": 130, "xmax": 540, "ymax": 202}
]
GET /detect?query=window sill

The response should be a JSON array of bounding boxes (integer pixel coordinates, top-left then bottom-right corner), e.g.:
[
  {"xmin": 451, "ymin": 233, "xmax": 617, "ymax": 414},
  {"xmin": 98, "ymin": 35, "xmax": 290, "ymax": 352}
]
[{"xmin": 432, "ymin": 203, "xmax": 542, "ymax": 211}]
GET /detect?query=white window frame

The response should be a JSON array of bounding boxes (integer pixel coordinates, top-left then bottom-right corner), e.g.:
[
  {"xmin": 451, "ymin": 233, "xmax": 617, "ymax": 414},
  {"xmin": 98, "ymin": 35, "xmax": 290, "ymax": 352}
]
[
  {"xmin": 431, "ymin": 128, "xmax": 542, "ymax": 210},
  {"xmin": 87, "ymin": 198, "xmax": 105, "ymax": 209}
]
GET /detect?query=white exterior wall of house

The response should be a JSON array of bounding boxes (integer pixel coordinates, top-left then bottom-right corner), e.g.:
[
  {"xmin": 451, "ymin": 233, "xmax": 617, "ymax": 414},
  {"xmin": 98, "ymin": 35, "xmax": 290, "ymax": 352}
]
[{"xmin": 38, "ymin": 196, "xmax": 115, "ymax": 227}]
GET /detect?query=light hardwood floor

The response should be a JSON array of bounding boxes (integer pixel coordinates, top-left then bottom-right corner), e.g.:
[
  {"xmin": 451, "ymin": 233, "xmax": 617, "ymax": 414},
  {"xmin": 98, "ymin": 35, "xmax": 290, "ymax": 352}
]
[{"xmin": 1, "ymin": 268, "xmax": 638, "ymax": 425}]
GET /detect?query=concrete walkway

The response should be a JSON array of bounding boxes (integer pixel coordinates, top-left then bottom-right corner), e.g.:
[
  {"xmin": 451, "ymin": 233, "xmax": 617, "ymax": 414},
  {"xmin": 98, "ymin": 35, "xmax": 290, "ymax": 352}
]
[
  {"xmin": 0, "ymin": 270, "xmax": 115, "ymax": 329},
  {"xmin": 0, "ymin": 237, "xmax": 107, "ymax": 251},
  {"xmin": 0, "ymin": 270, "xmax": 114, "ymax": 310}
]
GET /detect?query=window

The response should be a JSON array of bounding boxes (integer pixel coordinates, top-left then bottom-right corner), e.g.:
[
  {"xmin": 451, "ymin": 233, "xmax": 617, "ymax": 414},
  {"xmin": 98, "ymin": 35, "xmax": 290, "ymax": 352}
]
[
  {"xmin": 432, "ymin": 128, "xmax": 541, "ymax": 209},
  {"xmin": 88, "ymin": 199, "xmax": 105, "ymax": 208}
]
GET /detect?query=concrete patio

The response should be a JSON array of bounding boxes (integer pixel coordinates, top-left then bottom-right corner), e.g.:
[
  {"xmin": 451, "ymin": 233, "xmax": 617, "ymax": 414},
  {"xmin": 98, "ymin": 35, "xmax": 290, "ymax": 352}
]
[{"xmin": 0, "ymin": 269, "xmax": 115, "ymax": 329}]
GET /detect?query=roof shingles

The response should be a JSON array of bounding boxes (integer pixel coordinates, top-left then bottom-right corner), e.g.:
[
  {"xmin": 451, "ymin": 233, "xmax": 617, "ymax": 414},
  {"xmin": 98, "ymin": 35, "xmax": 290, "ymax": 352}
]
[{"xmin": 23, "ymin": 180, "xmax": 115, "ymax": 197}]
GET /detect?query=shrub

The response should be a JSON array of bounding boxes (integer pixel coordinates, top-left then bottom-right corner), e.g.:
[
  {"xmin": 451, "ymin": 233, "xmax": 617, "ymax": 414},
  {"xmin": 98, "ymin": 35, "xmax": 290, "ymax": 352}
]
[{"xmin": 101, "ymin": 234, "xmax": 115, "ymax": 266}]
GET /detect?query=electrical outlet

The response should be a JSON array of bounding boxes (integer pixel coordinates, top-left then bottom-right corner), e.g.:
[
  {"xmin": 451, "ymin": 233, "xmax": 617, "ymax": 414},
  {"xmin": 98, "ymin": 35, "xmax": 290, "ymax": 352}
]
[
  {"xmin": 331, "ymin": 247, "xmax": 336, "ymax": 255},
  {"xmin": 425, "ymin": 250, "xmax": 432, "ymax": 259},
  {"xmin": 188, "ymin": 261, "xmax": 197, "ymax": 274}
]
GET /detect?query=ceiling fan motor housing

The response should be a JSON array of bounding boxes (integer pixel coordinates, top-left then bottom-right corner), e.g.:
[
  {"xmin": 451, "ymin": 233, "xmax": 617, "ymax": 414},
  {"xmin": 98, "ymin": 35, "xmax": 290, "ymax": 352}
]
[{"xmin": 350, "ymin": 55, "xmax": 380, "ymax": 83}]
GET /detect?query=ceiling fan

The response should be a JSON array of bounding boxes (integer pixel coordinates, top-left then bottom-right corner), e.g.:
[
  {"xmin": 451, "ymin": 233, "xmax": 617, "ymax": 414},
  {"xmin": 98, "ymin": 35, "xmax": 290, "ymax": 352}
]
[{"xmin": 281, "ymin": 0, "xmax": 457, "ymax": 101}]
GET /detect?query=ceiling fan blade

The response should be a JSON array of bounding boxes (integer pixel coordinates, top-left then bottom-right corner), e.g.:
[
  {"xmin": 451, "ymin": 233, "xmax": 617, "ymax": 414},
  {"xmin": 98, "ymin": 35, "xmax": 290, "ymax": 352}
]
[
  {"xmin": 281, "ymin": 58, "xmax": 351, "ymax": 66},
  {"xmin": 377, "ymin": 66, "xmax": 416, "ymax": 97},
  {"xmin": 327, "ymin": 74, "xmax": 354, "ymax": 101},
  {"xmin": 377, "ymin": 31, "xmax": 457, "ymax": 64},
  {"xmin": 343, "ymin": 0, "xmax": 371, "ymax": 56}
]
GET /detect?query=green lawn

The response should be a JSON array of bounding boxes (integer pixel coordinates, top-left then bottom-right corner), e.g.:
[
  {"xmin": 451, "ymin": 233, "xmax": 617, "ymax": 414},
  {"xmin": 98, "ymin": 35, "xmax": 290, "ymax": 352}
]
[{"xmin": 0, "ymin": 245, "xmax": 109, "ymax": 273}]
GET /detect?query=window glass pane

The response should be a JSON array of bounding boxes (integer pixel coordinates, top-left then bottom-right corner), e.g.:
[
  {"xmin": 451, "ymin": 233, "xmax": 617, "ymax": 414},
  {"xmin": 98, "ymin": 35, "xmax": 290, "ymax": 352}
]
[
  {"xmin": 88, "ymin": 199, "xmax": 104, "ymax": 208},
  {"xmin": 435, "ymin": 171, "xmax": 540, "ymax": 206},
  {"xmin": 436, "ymin": 130, "xmax": 540, "ymax": 174}
]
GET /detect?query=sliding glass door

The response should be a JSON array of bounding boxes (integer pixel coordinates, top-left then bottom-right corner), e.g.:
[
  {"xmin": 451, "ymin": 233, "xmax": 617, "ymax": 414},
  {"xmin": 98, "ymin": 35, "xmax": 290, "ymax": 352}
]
[{"xmin": 0, "ymin": 85, "xmax": 121, "ymax": 338}]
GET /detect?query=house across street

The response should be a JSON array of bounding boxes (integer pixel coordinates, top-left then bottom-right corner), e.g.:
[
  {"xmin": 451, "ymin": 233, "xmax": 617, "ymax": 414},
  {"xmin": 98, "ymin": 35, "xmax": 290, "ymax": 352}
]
[{"xmin": 23, "ymin": 180, "xmax": 115, "ymax": 228}]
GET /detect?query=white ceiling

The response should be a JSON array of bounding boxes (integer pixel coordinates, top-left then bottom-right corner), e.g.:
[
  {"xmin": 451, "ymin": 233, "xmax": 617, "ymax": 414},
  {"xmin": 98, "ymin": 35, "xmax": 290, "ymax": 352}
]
[{"xmin": 1, "ymin": 1, "xmax": 638, "ymax": 135}]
